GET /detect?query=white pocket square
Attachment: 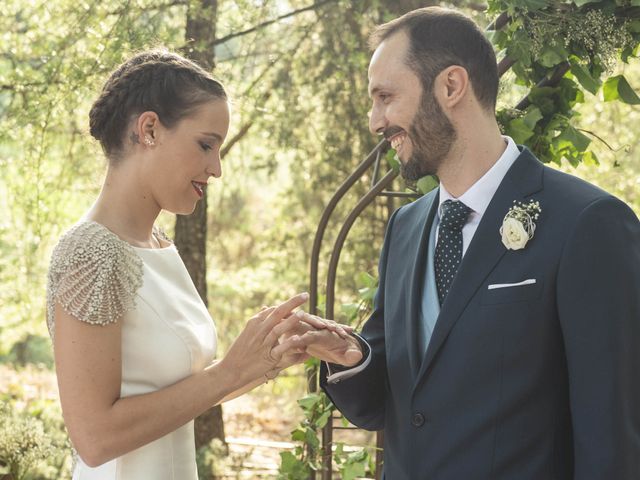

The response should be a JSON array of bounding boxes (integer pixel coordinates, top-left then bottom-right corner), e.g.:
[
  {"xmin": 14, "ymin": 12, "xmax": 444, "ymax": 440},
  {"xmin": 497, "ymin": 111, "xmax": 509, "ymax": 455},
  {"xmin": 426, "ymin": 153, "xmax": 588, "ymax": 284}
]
[{"xmin": 487, "ymin": 279, "xmax": 536, "ymax": 290}]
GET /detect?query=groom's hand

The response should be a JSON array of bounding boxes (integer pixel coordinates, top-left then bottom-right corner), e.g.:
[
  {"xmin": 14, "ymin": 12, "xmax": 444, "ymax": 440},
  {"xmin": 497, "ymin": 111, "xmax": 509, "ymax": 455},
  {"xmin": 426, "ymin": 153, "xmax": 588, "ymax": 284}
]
[{"xmin": 292, "ymin": 312, "xmax": 363, "ymax": 367}]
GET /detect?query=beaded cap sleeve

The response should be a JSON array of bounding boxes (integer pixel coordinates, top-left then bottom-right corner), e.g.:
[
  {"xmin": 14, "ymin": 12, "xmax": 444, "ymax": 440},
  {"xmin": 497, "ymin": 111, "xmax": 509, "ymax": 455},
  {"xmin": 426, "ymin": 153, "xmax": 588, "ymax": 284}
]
[{"xmin": 46, "ymin": 221, "xmax": 144, "ymax": 340}]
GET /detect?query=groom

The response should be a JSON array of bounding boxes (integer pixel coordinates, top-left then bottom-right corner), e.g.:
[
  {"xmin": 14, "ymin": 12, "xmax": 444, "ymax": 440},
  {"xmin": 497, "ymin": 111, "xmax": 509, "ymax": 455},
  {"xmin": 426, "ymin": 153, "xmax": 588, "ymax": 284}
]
[{"xmin": 310, "ymin": 7, "xmax": 640, "ymax": 479}]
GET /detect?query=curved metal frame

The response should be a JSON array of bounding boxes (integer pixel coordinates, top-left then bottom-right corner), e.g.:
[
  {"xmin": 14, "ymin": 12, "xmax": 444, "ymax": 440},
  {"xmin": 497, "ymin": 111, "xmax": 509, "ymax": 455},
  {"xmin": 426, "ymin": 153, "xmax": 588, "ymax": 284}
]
[{"xmin": 308, "ymin": 139, "xmax": 419, "ymax": 480}]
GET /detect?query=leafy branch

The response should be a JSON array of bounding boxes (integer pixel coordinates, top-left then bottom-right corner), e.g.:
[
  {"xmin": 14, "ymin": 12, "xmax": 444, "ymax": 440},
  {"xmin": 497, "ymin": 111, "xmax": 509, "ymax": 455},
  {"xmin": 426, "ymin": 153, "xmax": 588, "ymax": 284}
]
[
  {"xmin": 214, "ymin": 0, "xmax": 339, "ymax": 46},
  {"xmin": 490, "ymin": 0, "xmax": 640, "ymax": 166}
]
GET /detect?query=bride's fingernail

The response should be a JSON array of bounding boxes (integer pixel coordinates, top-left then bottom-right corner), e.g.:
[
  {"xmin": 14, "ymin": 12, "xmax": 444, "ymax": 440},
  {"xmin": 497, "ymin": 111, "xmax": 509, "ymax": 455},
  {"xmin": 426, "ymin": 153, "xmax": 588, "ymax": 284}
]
[
  {"xmin": 300, "ymin": 292, "xmax": 309, "ymax": 300},
  {"xmin": 296, "ymin": 310, "xmax": 305, "ymax": 318}
]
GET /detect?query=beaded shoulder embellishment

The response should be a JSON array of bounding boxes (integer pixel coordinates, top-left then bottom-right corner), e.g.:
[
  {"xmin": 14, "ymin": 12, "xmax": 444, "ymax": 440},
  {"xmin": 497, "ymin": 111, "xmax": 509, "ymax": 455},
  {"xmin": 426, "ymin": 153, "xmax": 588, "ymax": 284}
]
[
  {"xmin": 46, "ymin": 222, "xmax": 144, "ymax": 340},
  {"xmin": 152, "ymin": 225, "xmax": 174, "ymax": 248}
]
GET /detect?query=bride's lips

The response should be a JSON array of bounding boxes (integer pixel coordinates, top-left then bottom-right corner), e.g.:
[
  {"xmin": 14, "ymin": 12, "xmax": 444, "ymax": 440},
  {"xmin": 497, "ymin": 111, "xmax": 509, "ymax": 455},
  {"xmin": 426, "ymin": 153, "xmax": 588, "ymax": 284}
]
[{"xmin": 191, "ymin": 181, "xmax": 207, "ymax": 198}]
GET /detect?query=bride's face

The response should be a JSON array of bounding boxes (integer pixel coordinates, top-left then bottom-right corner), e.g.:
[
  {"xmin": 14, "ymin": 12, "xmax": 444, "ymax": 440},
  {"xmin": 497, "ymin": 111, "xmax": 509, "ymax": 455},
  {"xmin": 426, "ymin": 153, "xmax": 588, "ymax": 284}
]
[{"xmin": 147, "ymin": 99, "xmax": 230, "ymax": 215}]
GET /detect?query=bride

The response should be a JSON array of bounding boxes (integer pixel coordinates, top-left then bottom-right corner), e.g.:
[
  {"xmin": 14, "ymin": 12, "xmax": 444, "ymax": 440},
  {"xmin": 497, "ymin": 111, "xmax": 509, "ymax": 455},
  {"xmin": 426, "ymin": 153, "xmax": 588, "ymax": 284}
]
[{"xmin": 46, "ymin": 49, "xmax": 362, "ymax": 479}]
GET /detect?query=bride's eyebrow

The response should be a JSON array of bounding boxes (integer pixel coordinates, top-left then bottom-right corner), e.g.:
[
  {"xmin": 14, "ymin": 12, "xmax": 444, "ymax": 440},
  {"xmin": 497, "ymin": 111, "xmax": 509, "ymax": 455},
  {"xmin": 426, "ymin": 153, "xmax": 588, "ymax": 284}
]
[{"xmin": 199, "ymin": 131, "xmax": 223, "ymax": 142}]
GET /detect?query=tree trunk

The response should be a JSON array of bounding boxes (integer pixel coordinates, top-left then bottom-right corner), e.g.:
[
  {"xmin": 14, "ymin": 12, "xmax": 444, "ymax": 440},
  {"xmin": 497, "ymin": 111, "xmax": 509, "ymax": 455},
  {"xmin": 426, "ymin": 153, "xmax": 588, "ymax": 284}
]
[{"xmin": 177, "ymin": 0, "xmax": 227, "ymax": 462}]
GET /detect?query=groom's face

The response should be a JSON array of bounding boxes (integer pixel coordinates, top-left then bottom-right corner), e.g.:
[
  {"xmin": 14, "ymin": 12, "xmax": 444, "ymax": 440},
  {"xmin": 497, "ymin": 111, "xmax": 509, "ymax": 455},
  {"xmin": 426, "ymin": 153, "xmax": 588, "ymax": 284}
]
[{"xmin": 368, "ymin": 30, "xmax": 456, "ymax": 181}]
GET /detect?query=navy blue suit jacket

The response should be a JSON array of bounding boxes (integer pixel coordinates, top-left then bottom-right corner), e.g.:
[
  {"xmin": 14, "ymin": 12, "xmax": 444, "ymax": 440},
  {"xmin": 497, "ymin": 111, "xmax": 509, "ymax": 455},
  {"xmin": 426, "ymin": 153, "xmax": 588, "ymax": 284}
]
[{"xmin": 322, "ymin": 148, "xmax": 640, "ymax": 479}]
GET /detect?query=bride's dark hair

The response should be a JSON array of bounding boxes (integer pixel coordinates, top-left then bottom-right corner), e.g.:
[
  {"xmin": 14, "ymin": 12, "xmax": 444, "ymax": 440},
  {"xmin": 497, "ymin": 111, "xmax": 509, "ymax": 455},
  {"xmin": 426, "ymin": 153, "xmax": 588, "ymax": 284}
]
[{"xmin": 89, "ymin": 49, "xmax": 227, "ymax": 161}]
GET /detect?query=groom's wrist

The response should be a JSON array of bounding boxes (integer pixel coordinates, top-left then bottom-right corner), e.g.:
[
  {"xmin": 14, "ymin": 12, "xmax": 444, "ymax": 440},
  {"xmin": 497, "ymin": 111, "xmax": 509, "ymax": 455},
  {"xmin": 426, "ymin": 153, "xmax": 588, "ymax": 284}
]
[{"xmin": 325, "ymin": 334, "xmax": 372, "ymax": 384}]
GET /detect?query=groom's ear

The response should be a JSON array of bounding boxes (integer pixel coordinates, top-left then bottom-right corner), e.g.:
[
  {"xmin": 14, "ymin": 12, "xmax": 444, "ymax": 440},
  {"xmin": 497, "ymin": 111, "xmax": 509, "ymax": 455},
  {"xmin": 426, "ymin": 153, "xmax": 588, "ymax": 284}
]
[{"xmin": 434, "ymin": 65, "xmax": 470, "ymax": 111}]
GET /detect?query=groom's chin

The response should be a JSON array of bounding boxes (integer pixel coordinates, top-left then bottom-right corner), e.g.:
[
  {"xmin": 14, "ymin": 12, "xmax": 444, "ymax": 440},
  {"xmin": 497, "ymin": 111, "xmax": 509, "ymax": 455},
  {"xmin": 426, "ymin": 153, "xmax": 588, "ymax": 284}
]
[{"xmin": 400, "ymin": 157, "xmax": 433, "ymax": 182}]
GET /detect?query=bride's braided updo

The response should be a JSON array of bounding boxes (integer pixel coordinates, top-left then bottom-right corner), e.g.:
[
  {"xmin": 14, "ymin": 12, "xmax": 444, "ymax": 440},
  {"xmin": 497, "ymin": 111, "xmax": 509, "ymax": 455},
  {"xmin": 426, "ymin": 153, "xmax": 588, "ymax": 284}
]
[{"xmin": 89, "ymin": 49, "xmax": 227, "ymax": 161}]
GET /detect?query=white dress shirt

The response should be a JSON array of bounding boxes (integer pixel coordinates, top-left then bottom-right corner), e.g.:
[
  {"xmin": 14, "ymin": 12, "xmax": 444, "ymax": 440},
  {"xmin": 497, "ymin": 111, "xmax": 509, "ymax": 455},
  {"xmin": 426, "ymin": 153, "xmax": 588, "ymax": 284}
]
[
  {"xmin": 437, "ymin": 136, "xmax": 520, "ymax": 255},
  {"xmin": 326, "ymin": 136, "xmax": 521, "ymax": 384}
]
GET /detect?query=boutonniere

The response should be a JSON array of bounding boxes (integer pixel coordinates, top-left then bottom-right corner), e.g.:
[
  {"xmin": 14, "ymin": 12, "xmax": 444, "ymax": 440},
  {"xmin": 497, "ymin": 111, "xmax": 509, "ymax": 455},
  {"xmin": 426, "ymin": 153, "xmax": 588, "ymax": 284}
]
[{"xmin": 500, "ymin": 199, "xmax": 541, "ymax": 250}]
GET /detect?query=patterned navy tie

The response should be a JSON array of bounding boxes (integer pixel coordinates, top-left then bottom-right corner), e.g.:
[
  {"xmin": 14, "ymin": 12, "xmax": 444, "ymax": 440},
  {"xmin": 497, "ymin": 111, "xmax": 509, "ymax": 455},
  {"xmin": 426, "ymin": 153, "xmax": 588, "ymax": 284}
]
[{"xmin": 435, "ymin": 200, "xmax": 472, "ymax": 305}]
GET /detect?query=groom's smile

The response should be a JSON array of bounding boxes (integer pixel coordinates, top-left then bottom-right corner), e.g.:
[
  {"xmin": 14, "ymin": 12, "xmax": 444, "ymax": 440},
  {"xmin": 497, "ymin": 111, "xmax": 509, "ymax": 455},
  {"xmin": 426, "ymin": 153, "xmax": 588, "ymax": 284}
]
[{"xmin": 385, "ymin": 127, "xmax": 408, "ymax": 155}]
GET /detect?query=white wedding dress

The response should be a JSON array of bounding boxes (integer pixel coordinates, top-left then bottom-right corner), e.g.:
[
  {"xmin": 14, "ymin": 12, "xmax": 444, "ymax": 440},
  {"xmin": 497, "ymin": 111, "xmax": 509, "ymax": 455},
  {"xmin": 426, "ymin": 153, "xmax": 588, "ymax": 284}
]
[{"xmin": 47, "ymin": 221, "xmax": 217, "ymax": 480}]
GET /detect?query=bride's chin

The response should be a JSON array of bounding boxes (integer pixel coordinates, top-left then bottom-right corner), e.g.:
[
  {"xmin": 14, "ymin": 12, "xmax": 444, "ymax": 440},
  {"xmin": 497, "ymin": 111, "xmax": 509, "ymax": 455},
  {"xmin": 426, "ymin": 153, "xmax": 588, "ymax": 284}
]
[{"xmin": 165, "ymin": 203, "xmax": 198, "ymax": 216}]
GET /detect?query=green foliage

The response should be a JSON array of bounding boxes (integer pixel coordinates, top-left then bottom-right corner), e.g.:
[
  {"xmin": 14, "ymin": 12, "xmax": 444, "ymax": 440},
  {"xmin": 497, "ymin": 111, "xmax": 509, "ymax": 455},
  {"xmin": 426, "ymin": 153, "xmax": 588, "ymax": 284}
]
[
  {"xmin": 603, "ymin": 74, "xmax": 640, "ymax": 103},
  {"xmin": 340, "ymin": 271, "xmax": 378, "ymax": 327},
  {"xmin": 489, "ymin": 0, "xmax": 640, "ymax": 166},
  {"xmin": 416, "ymin": 175, "xmax": 440, "ymax": 194},
  {"xmin": 277, "ymin": 389, "xmax": 329, "ymax": 479},
  {"xmin": 278, "ymin": 386, "xmax": 376, "ymax": 480},
  {"xmin": 333, "ymin": 443, "xmax": 374, "ymax": 480},
  {"xmin": 0, "ymin": 399, "xmax": 71, "ymax": 480}
]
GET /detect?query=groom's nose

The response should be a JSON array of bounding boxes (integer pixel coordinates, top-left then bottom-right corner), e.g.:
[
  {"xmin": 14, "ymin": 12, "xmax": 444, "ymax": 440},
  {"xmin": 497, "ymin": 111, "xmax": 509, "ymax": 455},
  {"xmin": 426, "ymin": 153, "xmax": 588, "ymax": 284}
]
[{"xmin": 369, "ymin": 104, "xmax": 386, "ymax": 136}]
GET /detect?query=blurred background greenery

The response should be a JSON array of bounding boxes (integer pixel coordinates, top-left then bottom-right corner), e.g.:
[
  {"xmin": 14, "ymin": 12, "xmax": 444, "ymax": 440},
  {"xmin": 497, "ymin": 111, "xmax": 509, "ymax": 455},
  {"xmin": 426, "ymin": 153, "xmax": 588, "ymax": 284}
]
[{"xmin": 0, "ymin": 0, "xmax": 638, "ymax": 478}]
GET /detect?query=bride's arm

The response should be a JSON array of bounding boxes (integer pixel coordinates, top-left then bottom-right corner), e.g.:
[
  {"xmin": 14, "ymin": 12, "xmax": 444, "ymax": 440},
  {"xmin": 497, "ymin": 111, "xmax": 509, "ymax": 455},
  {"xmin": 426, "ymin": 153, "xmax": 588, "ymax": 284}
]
[{"xmin": 54, "ymin": 295, "xmax": 308, "ymax": 467}]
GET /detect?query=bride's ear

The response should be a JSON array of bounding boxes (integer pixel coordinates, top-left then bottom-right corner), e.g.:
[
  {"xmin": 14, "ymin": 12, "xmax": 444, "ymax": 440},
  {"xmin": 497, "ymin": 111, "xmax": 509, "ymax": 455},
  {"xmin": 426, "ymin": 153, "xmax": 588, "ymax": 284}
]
[{"xmin": 132, "ymin": 111, "xmax": 160, "ymax": 147}]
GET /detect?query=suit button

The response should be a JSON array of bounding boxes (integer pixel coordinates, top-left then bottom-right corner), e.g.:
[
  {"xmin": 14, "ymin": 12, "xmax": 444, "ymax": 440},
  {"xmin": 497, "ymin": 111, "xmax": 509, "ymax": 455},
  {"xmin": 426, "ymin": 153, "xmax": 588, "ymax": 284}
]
[{"xmin": 411, "ymin": 412, "xmax": 425, "ymax": 427}]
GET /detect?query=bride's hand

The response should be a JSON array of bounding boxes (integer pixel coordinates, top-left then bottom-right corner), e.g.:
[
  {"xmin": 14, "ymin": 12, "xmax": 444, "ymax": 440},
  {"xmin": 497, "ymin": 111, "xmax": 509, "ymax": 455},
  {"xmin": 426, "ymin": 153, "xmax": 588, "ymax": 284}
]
[{"xmin": 219, "ymin": 293, "xmax": 312, "ymax": 389}]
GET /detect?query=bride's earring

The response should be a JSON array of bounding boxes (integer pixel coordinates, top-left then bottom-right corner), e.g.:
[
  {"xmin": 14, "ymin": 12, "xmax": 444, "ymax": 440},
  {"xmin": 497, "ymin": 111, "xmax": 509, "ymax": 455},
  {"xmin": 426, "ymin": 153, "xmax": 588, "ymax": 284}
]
[{"xmin": 144, "ymin": 136, "xmax": 155, "ymax": 146}]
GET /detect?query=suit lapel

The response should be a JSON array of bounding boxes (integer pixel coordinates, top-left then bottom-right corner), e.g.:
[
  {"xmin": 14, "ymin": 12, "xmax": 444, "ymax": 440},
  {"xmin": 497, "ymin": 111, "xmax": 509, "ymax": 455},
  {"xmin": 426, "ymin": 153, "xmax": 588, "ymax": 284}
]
[
  {"xmin": 414, "ymin": 148, "xmax": 544, "ymax": 384},
  {"xmin": 406, "ymin": 189, "xmax": 439, "ymax": 377}
]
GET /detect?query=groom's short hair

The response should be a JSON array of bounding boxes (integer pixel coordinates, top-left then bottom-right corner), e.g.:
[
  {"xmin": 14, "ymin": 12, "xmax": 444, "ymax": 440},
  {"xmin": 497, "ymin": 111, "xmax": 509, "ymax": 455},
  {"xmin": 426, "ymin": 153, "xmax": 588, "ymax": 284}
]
[{"xmin": 369, "ymin": 7, "xmax": 499, "ymax": 111}]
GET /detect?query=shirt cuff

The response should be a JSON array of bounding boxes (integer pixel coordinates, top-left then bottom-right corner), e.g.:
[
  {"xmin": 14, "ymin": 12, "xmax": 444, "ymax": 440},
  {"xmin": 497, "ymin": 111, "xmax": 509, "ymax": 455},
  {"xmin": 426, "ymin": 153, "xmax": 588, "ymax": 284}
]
[{"xmin": 325, "ymin": 333, "xmax": 372, "ymax": 384}]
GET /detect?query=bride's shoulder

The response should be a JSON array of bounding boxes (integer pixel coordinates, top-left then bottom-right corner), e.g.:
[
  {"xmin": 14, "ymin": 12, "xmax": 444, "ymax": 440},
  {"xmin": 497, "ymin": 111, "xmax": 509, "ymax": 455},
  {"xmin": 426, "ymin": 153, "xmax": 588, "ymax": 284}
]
[
  {"xmin": 47, "ymin": 221, "xmax": 144, "ymax": 333},
  {"xmin": 51, "ymin": 220, "xmax": 142, "ymax": 268}
]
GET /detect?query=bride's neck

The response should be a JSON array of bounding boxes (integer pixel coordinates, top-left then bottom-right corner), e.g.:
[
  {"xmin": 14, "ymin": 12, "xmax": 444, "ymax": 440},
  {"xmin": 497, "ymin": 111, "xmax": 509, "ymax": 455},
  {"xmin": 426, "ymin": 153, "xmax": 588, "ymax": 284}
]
[{"xmin": 85, "ymin": 162, "xmax": 161, "ymax": 247}]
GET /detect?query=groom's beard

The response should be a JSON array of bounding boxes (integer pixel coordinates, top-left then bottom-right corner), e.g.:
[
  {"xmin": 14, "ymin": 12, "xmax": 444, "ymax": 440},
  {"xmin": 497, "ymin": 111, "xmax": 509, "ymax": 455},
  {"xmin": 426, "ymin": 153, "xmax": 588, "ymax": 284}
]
[{"xmin": 400, "ymin": 89, "xmax": 457, "ymax": 182}]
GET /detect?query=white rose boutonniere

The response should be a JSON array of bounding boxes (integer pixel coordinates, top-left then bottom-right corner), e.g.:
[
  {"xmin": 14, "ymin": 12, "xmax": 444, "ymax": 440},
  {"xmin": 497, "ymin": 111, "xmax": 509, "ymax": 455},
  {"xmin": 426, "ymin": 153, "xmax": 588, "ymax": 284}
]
[{"xmin": 500, "ymin": 200, "xmax": 541, "ymax": 250}]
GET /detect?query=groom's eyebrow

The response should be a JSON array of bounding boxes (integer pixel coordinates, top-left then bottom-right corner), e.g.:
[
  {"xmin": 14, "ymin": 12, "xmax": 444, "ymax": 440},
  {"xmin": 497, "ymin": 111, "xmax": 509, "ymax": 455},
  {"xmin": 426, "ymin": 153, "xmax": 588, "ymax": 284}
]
[{"xmin": 369, "ymin": 84, "xmax": 391, "ymax": 99}]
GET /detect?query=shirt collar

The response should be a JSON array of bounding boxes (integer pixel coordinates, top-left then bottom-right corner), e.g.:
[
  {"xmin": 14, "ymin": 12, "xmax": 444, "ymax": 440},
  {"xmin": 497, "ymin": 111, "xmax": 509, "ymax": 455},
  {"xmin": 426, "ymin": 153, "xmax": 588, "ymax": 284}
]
[{"xmin": 438, "ymin": 136, "xmax": 520, "ymax": 218}]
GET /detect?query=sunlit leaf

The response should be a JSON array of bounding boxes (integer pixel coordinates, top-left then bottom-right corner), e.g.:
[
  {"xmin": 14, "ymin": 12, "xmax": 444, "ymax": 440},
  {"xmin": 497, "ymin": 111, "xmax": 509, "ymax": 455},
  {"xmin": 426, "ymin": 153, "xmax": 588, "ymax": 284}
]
[
  {"xmin": 507, "ymin": 118, "xmax": 535, "ymax": 144},
  {"xmin": 297, "ymin": 393, "xmax": 322, "ymax": 411},
  {"xmin": 603, "ymin": 75, "xmax": 640, "ymax": 104},
  {"xmin": 539, "ymin": 44, "xmax": 568, "ymax": 67},
  {"xmin": 416, "ymin": 175, "xmax": 438, "ymax": 194},
  {"xmin": 569, "ymin": 58, "xmax": 601, "ymax": 95},
  {"xmin": 522, "ymin": 106, "xmax": 543, "ymax": 129}
]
